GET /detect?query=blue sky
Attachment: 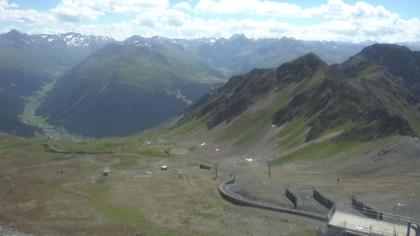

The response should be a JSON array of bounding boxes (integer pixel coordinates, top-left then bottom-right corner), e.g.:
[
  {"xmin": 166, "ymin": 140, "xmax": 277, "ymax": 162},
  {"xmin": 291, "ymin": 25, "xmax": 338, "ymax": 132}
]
[{"xmin": 0, "ymin": 0, "xmax": 419, "ymax": 42}]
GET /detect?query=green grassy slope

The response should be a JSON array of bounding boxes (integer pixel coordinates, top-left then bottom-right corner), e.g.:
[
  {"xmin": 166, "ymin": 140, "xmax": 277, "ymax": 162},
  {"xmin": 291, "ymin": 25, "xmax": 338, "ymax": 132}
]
[
  {"xmin": 0, "ymin": 30, "xmax": 110, "ymax": 137},
  {"xmin": 37, "ymin": 42, "xmax": 225, "ymax": 138},
  {"xmin": 174, "ymin": 50, "xmax": 420, "ymax": 164}
]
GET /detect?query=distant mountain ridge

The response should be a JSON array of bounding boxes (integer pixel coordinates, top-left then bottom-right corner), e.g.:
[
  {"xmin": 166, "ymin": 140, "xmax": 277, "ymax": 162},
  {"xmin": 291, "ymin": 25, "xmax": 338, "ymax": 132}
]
[
  {"xmin": 36, "ymin": 39, "xmax": 225, "ymax": 137},
  {"xmin": 0, "ymin": 29, "xmax": 113, "ymax": 49},
  {"xmin": 32, "ymin": 31, "xmax": 373, "ymax": 138},
  {"xmin": 0, "ymin": 30, "xmax": 113, "ymax": 136},
  {"xmin": 176, "ymin": 45, "xmax": 420, "ymax": 149},
  {"xmin": 2, "ymin": 29, "xmax": 420, "ymax": 138}
]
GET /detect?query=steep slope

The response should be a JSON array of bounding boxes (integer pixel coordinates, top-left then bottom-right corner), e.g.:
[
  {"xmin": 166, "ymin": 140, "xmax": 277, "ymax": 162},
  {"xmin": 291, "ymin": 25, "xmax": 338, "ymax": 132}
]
[
  {"xmin": 37, "ymin": 41, "xmax": 225, "ymax": 138},
  {"xmin": 0, "ymin": 30, "xmax": 112, "ymax": 136},
  {"xmin": 348, "ymin": 44, "xmax": 420, "ymax": 98},
  {"xmin": 175, "ymin": 47, "xmax": 420, "ymax": 162}
]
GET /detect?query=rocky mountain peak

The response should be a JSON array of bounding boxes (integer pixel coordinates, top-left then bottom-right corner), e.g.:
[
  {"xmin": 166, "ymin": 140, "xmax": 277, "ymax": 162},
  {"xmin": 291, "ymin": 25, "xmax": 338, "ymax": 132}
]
[
  {"xmin": 0, "ymin": 29, "xmax": 32, "ymax": 46},
  {"xmin": 360, "ymin": 43, "xmax": 411, "ymax": 58},
  {"xmin": 355, "ymin": 43, "xmax": 420, "ymax": 97},
  {"xmin": 276, "ymin": 52, "xmax": 327, "ymax": 84}
]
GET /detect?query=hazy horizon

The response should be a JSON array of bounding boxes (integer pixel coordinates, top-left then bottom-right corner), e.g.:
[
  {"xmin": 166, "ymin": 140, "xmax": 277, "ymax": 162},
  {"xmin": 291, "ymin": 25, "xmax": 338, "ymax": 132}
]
[{"xmin": 4, "ymin": 28, "xmax": 420, "ymax": 46}]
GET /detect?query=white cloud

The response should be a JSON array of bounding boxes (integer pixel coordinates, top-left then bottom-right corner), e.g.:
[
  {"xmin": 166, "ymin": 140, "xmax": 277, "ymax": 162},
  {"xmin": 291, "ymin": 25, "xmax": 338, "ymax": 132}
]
[
  {"xmin": 105, "ymin": 0, "xmax": 169, "ymax": 13},
  {"xmin": 0, "ymin": 0, "xmax": 419, "ymax": 43},
  {"xmin": 0, "ymin": 0, "xmax": 48, "ymax": 23},
  {"xmin": 195, "ymin": 0, "xmax": 306, "ymax": 18},
  {"xmin": 310, "ymin": 0, "xmax": 399, "ymax": 20},
  {"xmin": 52, "ymin": 0, "xmax": 105, "ymax": 22},
  {"xmin": 0, "ymin": 0, "xmax": 17, "ymax": 10},
  {"xmin": 51, "ymin": 0, "xmax": 170, "ymax": 22},
  {"xmin": 173, "ymin": 2, "xmax": 192, "ymax": 12},
  {"xmin": 194, "ymin": 0, "xmax": 400, "ymax": 20}
]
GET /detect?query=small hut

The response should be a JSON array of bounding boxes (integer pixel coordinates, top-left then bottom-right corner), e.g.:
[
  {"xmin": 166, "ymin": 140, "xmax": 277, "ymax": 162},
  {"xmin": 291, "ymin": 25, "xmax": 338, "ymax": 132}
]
[{"xmin": 103, "ymin": 167, "xmax": 110, "ymax": 176}]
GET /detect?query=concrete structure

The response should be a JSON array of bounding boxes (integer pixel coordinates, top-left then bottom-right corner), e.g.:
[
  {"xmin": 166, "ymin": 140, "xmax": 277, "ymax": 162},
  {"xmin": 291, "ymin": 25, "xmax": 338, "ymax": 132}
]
[
  {"xmin": 217, "ymin": 175, "xmax": 417, "ymax": 236},
  {"xmin": 218, "ymin": 174, "xmax": 326, "ymax": 221},
  {"xmin": 328, "ymin": 211, "xmax": 416, "ymax": 236}
]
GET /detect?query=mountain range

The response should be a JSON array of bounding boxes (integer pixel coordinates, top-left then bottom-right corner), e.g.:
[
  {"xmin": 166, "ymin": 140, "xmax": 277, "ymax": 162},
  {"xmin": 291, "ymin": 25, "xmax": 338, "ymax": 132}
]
[
  {"xmin": 0, "ymin": 30, "xmax": 112, "ymax": 136},
  {"xmin": 174, "ymin": 44, "xmax": 420, "ymax": 162},
  {"xmin": 1, "ymin": 29, "xmax": 420, "ymax": 139},
  {"xmin": 36, "ymin": 38, "xmax": 224, "ymax": 137}
]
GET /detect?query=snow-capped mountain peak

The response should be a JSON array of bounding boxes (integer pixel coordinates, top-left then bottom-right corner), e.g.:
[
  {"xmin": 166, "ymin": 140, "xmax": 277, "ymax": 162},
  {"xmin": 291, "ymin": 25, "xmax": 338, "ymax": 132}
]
[{"xmin": 0, "ymin": 30, "xmax": 114, "ymax": 49}]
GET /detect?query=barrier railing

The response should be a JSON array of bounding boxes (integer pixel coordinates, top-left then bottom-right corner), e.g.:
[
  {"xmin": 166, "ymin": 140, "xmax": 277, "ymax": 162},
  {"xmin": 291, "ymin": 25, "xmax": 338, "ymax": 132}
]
[
  {"xmin": 218, "ymin": 174, "xmax": 326, "ymax": 221},
  {"xmin": 352, "ymin": 197, "xmax": 384, "ymax": 220},
  {"xmin": 327, "ymin": 204, "xmax": 337, "ymax": 222},
  {"xmin": 334, "ymin": 221, "xmax": 397, "ymax": 236},
  {"xmin": 313, "ymin": 189, "xmax": 335, "ymax": 210}
]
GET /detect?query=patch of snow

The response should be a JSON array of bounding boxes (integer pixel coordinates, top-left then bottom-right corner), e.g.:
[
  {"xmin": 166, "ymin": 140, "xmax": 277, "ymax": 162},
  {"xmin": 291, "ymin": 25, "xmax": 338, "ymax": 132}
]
[
  {"xmin": 134, "ymin": 42, "xmax": 150, "ymax": 48},
  {"xmin": 200, "ymin": 142, "xmax": 206, "ymax": 147},
  {"xmin": 62, "ymin": 34, "xmax": 90, "ymax": 47}
]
